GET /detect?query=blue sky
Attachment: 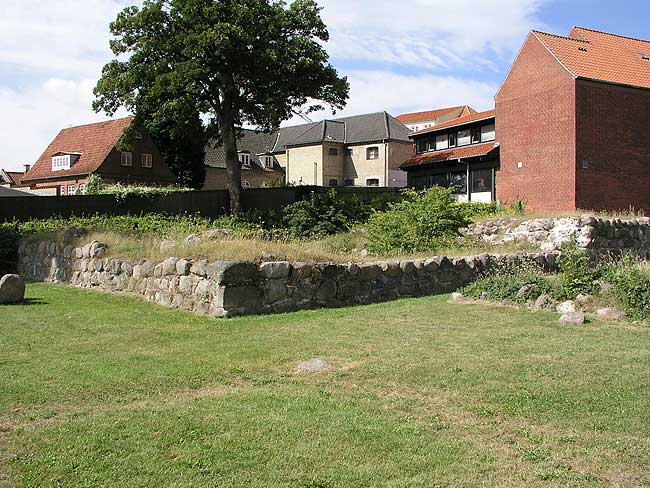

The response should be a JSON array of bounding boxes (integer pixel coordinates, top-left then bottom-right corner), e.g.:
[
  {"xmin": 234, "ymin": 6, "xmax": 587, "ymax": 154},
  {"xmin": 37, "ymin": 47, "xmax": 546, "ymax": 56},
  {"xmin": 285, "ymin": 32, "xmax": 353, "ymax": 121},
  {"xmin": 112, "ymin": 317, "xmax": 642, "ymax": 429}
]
[{"xmin": 1, "ymin": 0, "xmax": 647, "ymax": 171}]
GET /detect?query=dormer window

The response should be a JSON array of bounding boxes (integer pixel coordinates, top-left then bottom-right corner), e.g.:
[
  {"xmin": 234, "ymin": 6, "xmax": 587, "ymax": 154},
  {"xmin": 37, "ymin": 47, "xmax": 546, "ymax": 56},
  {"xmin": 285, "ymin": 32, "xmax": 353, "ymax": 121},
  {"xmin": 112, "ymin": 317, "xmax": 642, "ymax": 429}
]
[
  {"xmin": 52, "ymin": 155, "xmax": 70, "ymax": 171},
  {"xmin": 134, "ymin": 131, "xmax": 143, "ymax": 140},
  {"xmin": 263, "ymin": 155, "xmax": 273, "ymax": 169},
  {"xmin": 51, "ymin": 153, "xmax": 80, "ymax": 171},
  {"xmin": 239, "ymin": 153, "xmax": 251, "ymax": 166}
]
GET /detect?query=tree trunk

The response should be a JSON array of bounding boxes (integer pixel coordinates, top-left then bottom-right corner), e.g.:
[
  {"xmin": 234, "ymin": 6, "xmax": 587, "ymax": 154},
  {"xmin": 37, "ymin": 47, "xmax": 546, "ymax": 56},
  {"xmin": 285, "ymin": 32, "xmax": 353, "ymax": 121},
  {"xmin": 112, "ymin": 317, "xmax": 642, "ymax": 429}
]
[{"xmin": 220, "ymin": 103, "xmax": 241, "ymax": 216}]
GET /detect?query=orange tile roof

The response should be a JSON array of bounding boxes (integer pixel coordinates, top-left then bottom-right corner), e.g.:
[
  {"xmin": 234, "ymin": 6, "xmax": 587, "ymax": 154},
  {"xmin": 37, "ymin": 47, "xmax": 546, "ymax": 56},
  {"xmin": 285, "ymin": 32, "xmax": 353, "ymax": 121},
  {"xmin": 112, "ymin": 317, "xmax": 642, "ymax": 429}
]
[
  {"xmin": 401, "ymin": 141, "xmax": 499, "ymax": 168},
  {"xmin": 2, "ymin": 171, "xmax": 25, "ymax": 185},
  {"xmin": 409, "ymin": 109, "xmax": 495, "ymax": 137},
  {"xmin": 21, "ymin": 117, "xmax": 134, "ymax": 182},
  {"xmin": 533, "ymin": 27, "xmax": 650, "ymax": 89},
  {"xmin": 396, "ymin": 105, "xmax": 475, "ymax": 124}
]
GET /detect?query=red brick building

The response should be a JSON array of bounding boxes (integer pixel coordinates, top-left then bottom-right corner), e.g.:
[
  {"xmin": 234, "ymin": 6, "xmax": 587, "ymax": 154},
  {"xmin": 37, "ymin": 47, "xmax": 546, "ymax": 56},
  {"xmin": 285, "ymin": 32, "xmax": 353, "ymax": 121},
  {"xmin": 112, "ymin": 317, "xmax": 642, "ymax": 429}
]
[
  {"xmin": 20, "ymin": 117, "xmax": 176, "ymax": 195},
  {"xmin": 497, "ymin": 27, "xmax": 650, "ymax": 212}
]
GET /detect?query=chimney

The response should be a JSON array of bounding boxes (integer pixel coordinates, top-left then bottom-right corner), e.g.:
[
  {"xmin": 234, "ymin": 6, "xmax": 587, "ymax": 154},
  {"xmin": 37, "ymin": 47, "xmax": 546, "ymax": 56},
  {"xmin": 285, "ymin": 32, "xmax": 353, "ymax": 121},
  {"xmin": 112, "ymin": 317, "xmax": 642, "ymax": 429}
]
[{"xmin": 23, "ymin": 164, "xmax": 31, "ymax": 173}]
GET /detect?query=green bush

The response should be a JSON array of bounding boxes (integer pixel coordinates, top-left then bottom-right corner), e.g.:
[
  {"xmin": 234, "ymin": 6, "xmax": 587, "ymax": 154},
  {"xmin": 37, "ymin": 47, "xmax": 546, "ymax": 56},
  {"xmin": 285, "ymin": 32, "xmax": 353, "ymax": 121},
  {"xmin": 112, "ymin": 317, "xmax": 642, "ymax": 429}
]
[
  {"xmin": 462, "ymin": 271, "xmax": 560, "ymax": 304},
  {"xmin": 85, "ymin": 173, "xmax": 190, "ymax": 201},
  {"xmin": 601, "ymin": 259, "xmax": 650, "ymax": 319},
  {"xmin": 282, "ymin": 190, "xmax": 374, "ymax": 239},
  {"xmin": 0, "ymin": 224, "xmax": 20, "ymax": 275},
  {"xmin": 557, "ymin": 241, "xmax": 596, "ymax": 298},
  {"xmin": 365, "ymin": 187, "xmax": 471, "ymax": 254}
]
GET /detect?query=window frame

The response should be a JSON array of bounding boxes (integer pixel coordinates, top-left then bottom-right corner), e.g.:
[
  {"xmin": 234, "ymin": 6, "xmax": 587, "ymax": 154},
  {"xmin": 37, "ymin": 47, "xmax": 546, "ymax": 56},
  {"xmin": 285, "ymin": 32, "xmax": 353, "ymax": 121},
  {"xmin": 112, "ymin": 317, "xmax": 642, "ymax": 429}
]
[
  {"xmin": 241, "ymin": 180, "xmax": 251, "ymax": 188},
  {"xmin": 366, "ymin": 177, "xmax": 380, "ymax": 187},
  {"xmin": 448, "ymin": 133, "xmax": 457, "ymax": 148},
  {"xmin": 239, "ymin": 153, "xmax": 251, "ymax": 167},
  {"xmin": 141, "ymin": 153, "xmax": 153, "ymax": 168},
  {"xmin": 328, "ymin": 147, "xmax": 338, "ymax": 156},
  {"xmin": 366, "ymin": 146, "xmax": 380, "ymax": 160},
  {"xmin": 121, "ymin": 151, "xmax": 133, "ymax": 167}
]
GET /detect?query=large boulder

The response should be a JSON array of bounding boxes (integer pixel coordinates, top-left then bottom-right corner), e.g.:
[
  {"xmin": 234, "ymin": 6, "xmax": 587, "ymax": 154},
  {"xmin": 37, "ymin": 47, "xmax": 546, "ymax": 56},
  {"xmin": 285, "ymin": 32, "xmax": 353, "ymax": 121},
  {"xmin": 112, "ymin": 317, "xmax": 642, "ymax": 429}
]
[
  {"xmin": 559, "ymin": 311, "xmax": 585, "ymax": 325},
  {"xmin": 0, "ymin": 274, "xmax": 25, "ymax": 304}
]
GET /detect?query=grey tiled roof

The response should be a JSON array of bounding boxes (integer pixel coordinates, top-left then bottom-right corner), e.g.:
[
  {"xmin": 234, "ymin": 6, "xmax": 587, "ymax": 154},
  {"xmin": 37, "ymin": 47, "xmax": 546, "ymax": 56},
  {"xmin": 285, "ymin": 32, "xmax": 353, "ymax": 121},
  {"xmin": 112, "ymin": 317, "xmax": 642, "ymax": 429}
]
[
  {"xmin": 204, "ymin": 129, "xmax": 284, "ymax": 172},
  {"xmin": 0, "ymin": 186, "xmax": 35, "ymax": 197},
  {"xmin": 272, "ymin": 112, "xmax": 410, "ymax": 152}
]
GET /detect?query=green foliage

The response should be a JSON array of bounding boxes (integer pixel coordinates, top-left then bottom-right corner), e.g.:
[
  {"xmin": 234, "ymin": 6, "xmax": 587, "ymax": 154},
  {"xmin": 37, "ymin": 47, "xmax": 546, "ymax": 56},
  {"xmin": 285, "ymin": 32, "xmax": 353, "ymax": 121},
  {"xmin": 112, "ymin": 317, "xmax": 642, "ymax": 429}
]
[
  {"xmin": 601, "ymin": 257, "xmax": 650, "ymax": 319},
  {"xmin": 510, "ymin": 197, "xmax": 527, "ymax": 215},
  {"xmin": 85, "ymin": 179, "xmax": 190, "ymax": 202},
  {"xmin": 2, "ymin": 214, "xmax": 216, "ymax": 239},
  {"xmin": 282, "ymin": 190, "xmax": 378, "ymax": 239},
  {"xmin": 462, "ymin": 271, "xmax": 560, "ymax": 304},
  {"xmin": 93, "ymin": 0, "xmax": 349, "ymax": 212},
  {"xmin": 557, "ymin": 241, "xmax": 596, "ymax": 298},
  {"xmin": 0, "ymin": 224, "xmax": 20, "ymax": 275},
  {"xmin": 85, "ymin": 174, "xmax": 104, "ymax": 194},
  {"xmin": 365, "ymin": 187, "xmax": 472, "ymax": 254}
]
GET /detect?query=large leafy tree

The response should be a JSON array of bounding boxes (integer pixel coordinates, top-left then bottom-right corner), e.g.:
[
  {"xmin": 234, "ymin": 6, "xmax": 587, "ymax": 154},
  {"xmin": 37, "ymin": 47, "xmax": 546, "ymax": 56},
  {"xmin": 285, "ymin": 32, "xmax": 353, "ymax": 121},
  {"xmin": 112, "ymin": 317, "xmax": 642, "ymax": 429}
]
[{"xmin": 93, "ymin": 0, "xmax": 349, "ymax": 213}]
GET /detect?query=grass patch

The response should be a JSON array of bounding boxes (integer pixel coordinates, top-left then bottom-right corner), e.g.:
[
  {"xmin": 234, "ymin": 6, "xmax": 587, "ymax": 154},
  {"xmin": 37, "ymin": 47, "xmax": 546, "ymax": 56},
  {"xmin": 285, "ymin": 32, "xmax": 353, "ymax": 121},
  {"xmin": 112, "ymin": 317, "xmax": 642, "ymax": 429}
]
[{"xmin": 1, "ymin": 284, "xmax": 649, "ymax": 486}]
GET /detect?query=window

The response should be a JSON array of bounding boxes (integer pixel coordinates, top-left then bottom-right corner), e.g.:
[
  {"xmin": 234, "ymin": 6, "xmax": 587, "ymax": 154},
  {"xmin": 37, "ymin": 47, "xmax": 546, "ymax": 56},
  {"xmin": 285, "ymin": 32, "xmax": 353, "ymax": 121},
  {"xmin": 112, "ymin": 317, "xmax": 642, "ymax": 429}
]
[
  {"xmin": 581, "ymin": 159, "xmax": 589, "ymax": 169},
  {"xmin": 52, "ymin": 155, "xmax": 71, "ymax": 171},
  {"xmin": 449, "ymin": 172, "xmax": 467, "ymax": 194},
  {"xmin": 448, "ymin": 133, "xmax": 457, "ymax": 148},
  {"xmin": 412, "ymin": 175, "xmax": 428, "ymax": 190},
  {"xmin": 427, "ymin": 139, "xmax": 436, "ymax": 151},
  {"xmin": 67, "ymin": 184, "xmax": 76, "ymax": 195},
  {"xmin": 642, "ymin": 53, "xmax": 650, "ymax": 61},
  {"xmin": 430, "ymin": 173, "xmax": 449, "ymax": 188},
  {"xmin": 263, "ymin": 156, "xmax": 273, "ymax": 169},
  {"xmin": 239, "ymin": 153, "xmax": 251, "ymax": 166},
  {"xmin": 328, "ymin": 178, "xmax": 338, "ymax": 187},
  {"xmin": 366, "ymin": 147, "xmax": 379, "ymax": 160},
  {"xmin": 366, "ymin": 178, "xmax": 379, "ymax": 187},
  {"xmin": 134, "ymin": 131, "xmax": 143, "ymax": 140},
  {"xmin": 470, "ymin": 128, "xmax": 481, "ymax": 144},
  {"xmin": 471, "ymin": 169, "xmax": 493, "ymax": 193},
  {"xmin": 417, "ymin": 139, "xmax": 427, "ymax": 153},
  {"xmin": 60, "ymin": 185, "xmax": 65, "ymax": 195},
  {"xmin": 261, "ymin": 181, "xmax": 270, "ymax": 188},
  {"xmin": 142, "ymin": 153, "xmax": 153, "ymax": 168},
  {"xmin": 435, "ymin": 134, "xmax": 448, "ymax": 151},
  {"xmin": 121, "ymin": 151, "xmax": 133, "ymax": 167},
  {"xmin": 344, "ymin": 178, "xmax": 354, "ymax": 186},
  {"xmin": 457, "ymin": 130, "xmax": 471, "ymax": 146},
  {"xmin": 328, "ymin": 148, "xmax": 338, "ymax": 156},
  {"xmin": 481, "ymin": 124, "xmax": 496, "ymax": 142},
  {"xmin": 78, "ymin": 184, "xmax": 86, "ymax": 194},
  {"xmin": 241, "ymin": 180, "xmax": 251, "ymax": 188},
  {"xmin": 346, "ymin": 148, "xmax": 353, "ymax": 156}
]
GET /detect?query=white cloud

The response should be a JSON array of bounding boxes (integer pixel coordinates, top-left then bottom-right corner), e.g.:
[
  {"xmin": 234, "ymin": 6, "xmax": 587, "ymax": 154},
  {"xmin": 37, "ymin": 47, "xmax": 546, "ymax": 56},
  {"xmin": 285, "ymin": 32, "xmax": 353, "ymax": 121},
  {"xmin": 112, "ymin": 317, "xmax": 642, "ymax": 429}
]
[
  {"xmin": 319, "ymin": 0, "xmax": 547, "ymax": 69},
  {"xmin": 0, "ymin": 79, "xmax": 128, "ymax": 170},
  {"xmin": 0, "ymin": 0, "xmax": 543, "ymax": 170},
  {"xmin": 0, "ymin": 0, "xmax": 126, "ymax": 77},
  {"xmin": 284, "ymin": 70, "xmax": 498, "ymax": 126}
]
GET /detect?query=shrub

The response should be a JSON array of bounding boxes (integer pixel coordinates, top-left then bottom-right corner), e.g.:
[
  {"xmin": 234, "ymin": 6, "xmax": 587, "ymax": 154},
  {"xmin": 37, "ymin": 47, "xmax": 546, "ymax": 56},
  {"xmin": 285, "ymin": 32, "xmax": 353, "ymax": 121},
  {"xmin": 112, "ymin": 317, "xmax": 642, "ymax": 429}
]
[
  {"xmin": 85, "ymin": 173, "xmax": 190, "ymax": 201},
  {"xmin": 557, "ymin": 241, "xmax": 596, "ymax": 298},
  {"xmin": 601, "ymin": 258, "xmax": 650, "ymax": 319},
  {"xmin": 282, "ymin": 190, "xmax": 373, "ymax": 239},
  {"xmin": 462, "ymin": 271, "xmax": 560, "ymax": 304},
  {"xmin": 0, "ymin": 224, "xmax": 20, "ymax": 275},
  {"xmin": 365, "ymin": 187, "xmax": 471, "ymax": 254}
]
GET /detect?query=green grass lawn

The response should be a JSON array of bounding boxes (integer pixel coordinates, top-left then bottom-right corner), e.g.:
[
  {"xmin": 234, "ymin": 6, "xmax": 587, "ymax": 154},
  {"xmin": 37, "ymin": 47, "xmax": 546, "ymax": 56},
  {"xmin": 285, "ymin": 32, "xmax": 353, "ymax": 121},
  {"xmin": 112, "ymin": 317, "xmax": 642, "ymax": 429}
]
[{"xmin": 1, "ymin": 284, "xmax": 649, "ymax": 488}]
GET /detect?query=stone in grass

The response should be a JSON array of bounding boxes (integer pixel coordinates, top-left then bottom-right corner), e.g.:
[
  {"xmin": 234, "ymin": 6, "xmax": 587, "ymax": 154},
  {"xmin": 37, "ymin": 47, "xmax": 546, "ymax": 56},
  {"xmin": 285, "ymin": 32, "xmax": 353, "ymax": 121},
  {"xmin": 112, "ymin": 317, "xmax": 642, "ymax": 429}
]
[
  {"xmin": 559, "ymin": 311, "xmax": 585, "ymax": 325},
  {"xmin": 556, "ymin": 300, "xmax": 577, "ymax": 314},
  {"xmin": 596, "ymin": 308, "xmax": 627, "ymax": 321},
  {"xmin": 576, "ymin": 293, "xmax": 592, "ymax": 304},
  {"xmin": 0, "ymin": 274, "xmax": 25, "ymax": 304},
  {"xmin": 450, "ymin": 292, "xmax": 465, "ymax": 302},
  {"xmin": 203, "ymin": 229, "xmax": 232, "ymax": 240},
  {"xmin": 184, "ymin": 234, "xmax": 202, "ymax": 246},
  {"xmin": 533, "ymin": 294, "xmax": 555, "ymax": 311},
  {"xmin": 296, "ymin": 358, "xmax": 333, "ymax": 372},
  {"xmin": 160, "ymin": 240, "xmax": 176, "ymax": 253}
]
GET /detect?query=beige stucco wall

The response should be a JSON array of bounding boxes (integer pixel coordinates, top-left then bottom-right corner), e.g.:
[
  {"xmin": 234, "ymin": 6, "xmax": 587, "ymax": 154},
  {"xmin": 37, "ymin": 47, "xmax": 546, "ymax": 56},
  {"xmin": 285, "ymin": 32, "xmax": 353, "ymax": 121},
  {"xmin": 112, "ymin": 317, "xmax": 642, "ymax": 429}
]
[
  {"xmin": 285, "ymin": 144, "xmax": 324, "ymax": 185},
  {"xmin": 279, "ymin": 140, "xmax": 414, "ymax": 187},
  {"xmin": 203, "ymin": 167, "xmax": 284, "ymax": 190}
]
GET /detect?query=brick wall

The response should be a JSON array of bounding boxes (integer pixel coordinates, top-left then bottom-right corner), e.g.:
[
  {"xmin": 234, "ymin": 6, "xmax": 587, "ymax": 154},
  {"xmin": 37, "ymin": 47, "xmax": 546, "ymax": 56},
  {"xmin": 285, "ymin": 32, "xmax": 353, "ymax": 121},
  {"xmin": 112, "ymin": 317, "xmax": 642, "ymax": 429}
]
[
  {"xmin": 495, "ymin": 33, "xmax": 577, "ymax": 211},
  {"xmin": 575, "ymin": 79, "xmax": 650, "ymax": 212}
]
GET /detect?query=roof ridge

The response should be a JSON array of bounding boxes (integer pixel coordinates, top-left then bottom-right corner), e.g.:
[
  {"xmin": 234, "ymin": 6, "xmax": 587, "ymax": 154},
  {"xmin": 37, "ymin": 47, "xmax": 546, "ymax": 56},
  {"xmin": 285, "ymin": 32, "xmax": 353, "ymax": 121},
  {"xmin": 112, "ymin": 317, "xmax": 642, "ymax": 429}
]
[
  {"xmin": 572, "ymin": 26, "xmax": 650, "ymax": 44},
  {"xmin": 383, "ymin": 111, "xmax": 390, "ymax": 139},
  {"xmin": 59, "ymin": 115, "xmax": 134, "ymax": 132},
  {"xmin": 398, "ymin": 105, "xmax": 464, "ymax": 117},
  {"xmin": 532, "ymin": 30, "xmax": 591, "ymax": 44}
]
